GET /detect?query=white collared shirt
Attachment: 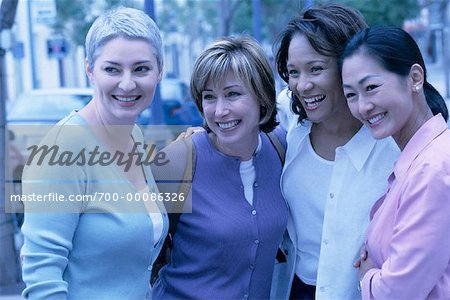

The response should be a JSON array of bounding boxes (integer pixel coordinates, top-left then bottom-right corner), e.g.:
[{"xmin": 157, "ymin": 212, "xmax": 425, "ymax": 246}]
[{"xmin": 278, "ymin": 90, "xmax": 400, "ymax": 299}]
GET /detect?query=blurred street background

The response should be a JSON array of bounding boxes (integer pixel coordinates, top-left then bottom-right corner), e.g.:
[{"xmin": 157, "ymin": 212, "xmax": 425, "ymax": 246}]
[{"xmin": 1, "ymin": 0, "xmax": 449, "ymax": 298}]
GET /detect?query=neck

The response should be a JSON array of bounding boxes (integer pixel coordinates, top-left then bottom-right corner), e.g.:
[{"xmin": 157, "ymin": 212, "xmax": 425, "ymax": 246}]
[
  {"xmin": 394, "ymin": 99, "xmax": 433, "ymax": 150},
  {"xmin": 211, "ymin": 132, "xmax": 259, "ymax": 161},
  {"xmin": 79, "ymin": 100, "xmax": 135, "ymax": 126},
  {"xmin": 313, "ymin": 115, "xmax": 362, "ymax": 139},
  {"xmin": 78, "ymin": 103, "xmax": 134, "ymax": 148}
]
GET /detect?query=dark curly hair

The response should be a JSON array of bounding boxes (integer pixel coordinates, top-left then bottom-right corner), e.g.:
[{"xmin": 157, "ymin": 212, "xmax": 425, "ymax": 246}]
[{"xmin": 274, "ymin": 3, "xmax": 367, "ymax": 123}]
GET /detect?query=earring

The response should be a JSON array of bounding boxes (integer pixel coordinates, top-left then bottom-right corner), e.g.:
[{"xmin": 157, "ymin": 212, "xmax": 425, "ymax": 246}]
[{"xmin": 414, "ymin": 85, "xmax": 420, "ymax": 92}]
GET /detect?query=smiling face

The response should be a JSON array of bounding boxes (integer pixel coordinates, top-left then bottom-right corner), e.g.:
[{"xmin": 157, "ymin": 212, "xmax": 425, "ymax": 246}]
[
  {"xmin": 86, "ymin": 37, "xmax": 162, "ymax": 125},
  {"xmin": 202, "ymin": 71, "xmax": 260, "ymax": 158},
  {"xmin": 342, "ymin": 52, "xmax": 420, "ymax": 147},
  {"xmin": 287, "ymin": 34, "xmax": 348, "ymax": 124}
]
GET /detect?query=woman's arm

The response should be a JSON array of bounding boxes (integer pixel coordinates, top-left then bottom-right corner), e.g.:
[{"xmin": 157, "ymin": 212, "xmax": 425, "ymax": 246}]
[
  {"xmin": 21, "ymin": 212, "xmax": 81, "ymax": 299},
  {"xmin": 21, "ymin": 148, "xmax": 85, "ymax": 299}
]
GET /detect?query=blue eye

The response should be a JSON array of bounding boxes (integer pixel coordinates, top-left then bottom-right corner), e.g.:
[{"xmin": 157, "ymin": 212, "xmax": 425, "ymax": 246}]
[
  {"xmin": 135, "ymin": 66, "xmax": 150, "ymax": 72},
  {"xmin": 227, "ymin": 91, "xmax": 240, "ymax": 98},
  {"xmin": 105, "ymin": 67, "xmax": 119, "ymax": 73},
  {"xmin": 202, "ymin": 94, "xmax": 215, "ymax": 101}
]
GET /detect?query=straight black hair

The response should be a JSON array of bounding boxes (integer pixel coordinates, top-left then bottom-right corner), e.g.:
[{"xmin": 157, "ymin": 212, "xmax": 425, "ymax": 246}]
[{"xmin": 340, "ymin": 26, "xmax": 448, "ymax": 121}]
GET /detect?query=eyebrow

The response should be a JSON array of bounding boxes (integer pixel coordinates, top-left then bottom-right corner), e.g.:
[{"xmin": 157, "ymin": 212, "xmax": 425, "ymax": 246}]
[
  {"xmin": 224, "ymin": 84, "xmax": 241, "ymax": 90},
  {"xmin": 343, "ymin": 74, "xmax": 380, "ymax": 88},
  {"xmin": 203, "ymin": 84, "xmax": 241, "ymax": 92},
  {"xmin": 287, "ymin": 60, "xmax": 326, "ymax": 68},
  {"xmin": 103, "ymin": 60, "xmax": 152, "ymax": 65}
]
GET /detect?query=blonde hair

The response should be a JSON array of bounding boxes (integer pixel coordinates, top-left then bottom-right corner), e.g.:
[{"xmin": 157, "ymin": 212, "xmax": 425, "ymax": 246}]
[
  {"xmin": 190, "ymin": 36, "xmax": 277, "ymax": 132},
  {"xmin": 85, "ymin": 7, "xmax": 163, "ymax": 70}
]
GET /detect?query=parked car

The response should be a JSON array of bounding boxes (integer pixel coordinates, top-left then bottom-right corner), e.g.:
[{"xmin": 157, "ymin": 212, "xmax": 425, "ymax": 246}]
[
  {"xmin": 7, "ymin": 89, "xmax": 93, "ymax": 164},
  {"xmin": 159, "ymin": 78, "xmax": 204, "ymax": 126},
  {"xmin": 7, "ymin": 88, "xmax": 93, "ymax": 124}
]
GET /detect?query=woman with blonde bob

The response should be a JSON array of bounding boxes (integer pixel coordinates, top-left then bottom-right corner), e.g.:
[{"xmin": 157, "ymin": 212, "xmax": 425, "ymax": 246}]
[{"xmin": 151, "ymin": 36, "xmax": 288, "ymax": 299}]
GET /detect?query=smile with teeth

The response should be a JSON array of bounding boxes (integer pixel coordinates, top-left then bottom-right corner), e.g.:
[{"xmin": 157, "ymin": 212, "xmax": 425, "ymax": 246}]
[
  {"xmin": 113, "ymin": 95, "xmax": 141, "ymax": 102},
  {"xmin": 217, "ymin": 120, "xmax": 240, "ymax": 129},
  {"xmin": 303, "ymin": 95, "xmax": 325, "ymax": 110},
  {"xmin": 367, "ymin": 113, "xmax": 386, "ymax": 125}
]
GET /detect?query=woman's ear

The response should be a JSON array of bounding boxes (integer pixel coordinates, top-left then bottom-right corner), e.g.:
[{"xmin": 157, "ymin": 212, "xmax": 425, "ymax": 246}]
[
  {"xmin": 157, "ymin": 67, "xmax": 163, "ymax": 82},
  {"xmin": 410, "ymin": 63, "xmax": 424, "ymax": 93},
  {"xmin": 85, "ymin": 59, "xmax": 94, "ymax": 84}
]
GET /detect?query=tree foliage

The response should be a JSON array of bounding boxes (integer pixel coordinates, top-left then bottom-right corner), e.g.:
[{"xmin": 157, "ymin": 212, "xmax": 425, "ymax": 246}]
[
  {"xmin": 157, "ymin": 0, "xmax": 301, "ymax": 42},
  {"xmin": 329, "ymin": 0, "xmax": 420, "ymax": 27},
  {"xmin": 157, "ymin": 0, "xmax": 219, "ymax": 36},
  {"xmin": 54, "ymin": 0, "xmax": 421, "ymax": 51},
  {"xmin": 53, "ymin": 0, "xmax": 139, "ymax": 46},
  {"xmin": 157, "ymin": 0, "xmax": 419, "ymax": 44}
]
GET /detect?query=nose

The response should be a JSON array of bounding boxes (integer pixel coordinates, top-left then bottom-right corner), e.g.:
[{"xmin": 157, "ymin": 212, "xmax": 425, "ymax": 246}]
[
  {"xmin": 214, "ymin": 98, "xmax": 229, "ymax": 118},
  {"xmin": 291, "ymin": 74, "xmax": 313, "ymax": 95},
  {"xmin": 358, "ymin": 96, "xmax": 375, "ymax": 116},
  {"xmin": 118, "ymin": 72, "xmax": 136, "ymax": 91}
]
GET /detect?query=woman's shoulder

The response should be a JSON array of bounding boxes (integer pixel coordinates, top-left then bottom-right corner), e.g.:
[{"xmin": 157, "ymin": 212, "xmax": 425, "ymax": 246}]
[
  {"xmin": 412, "ymin": 131, "xmax": 450, "ymax": 174},
  {"xmin": 38, "ymin": 112, "xmax": 92, "ymax": 148},
  {"xmin": 151, "ymin": 137, "xmax": 194, "ymax": 191},
  {"xmin": 269, "ymin": 127, "xmax": 287, "ymax": 146}
]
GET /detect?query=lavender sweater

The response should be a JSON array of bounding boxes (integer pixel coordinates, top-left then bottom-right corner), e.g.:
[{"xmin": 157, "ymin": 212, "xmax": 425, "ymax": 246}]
[{"xmin": 152, "ymin": 130, "xmax": 288, "ymax": 299}]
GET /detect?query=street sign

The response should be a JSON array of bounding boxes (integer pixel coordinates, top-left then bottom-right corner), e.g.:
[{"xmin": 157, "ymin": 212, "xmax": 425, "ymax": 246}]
[
  {"xmin": 47, "ymin": 38, "xmax": 68, "ymax": 59},
  {"xmin": 32, "ymin": 0, "xmax": 56, "ymax": 25}
]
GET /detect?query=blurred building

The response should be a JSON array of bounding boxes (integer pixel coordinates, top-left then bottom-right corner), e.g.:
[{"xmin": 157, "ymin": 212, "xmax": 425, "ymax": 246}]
[
  {"xmin": 3, "ymin": 0, "xmax": 196, "ymax": 105},
  {"xmin": 405, "ymin": 0, "xmax": 450, "ymax": 98},
  {"xmin": 4, "ymin": 0, "xmax": 87, "ymax": 102}
]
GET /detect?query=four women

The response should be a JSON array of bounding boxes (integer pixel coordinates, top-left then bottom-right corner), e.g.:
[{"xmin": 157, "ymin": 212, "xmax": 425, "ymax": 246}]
[{"xmin": 20, "ymin": 3, "xmax": 449, "ymax": 300}]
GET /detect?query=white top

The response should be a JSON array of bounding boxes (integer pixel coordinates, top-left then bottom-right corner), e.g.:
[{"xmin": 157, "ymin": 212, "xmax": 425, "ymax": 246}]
[
  {"xmin": 140, "ymin": 186, "xmax": 164, "ymax": 246},
  {"xmin": 239, "ymin": 135, "xmax": 262, "ymax": 205},
  {"xmin": 283, "ymin": 135, "xmax": 333, "ymax": 285},
  {"xmin": 276, "ymin": 89, "xmax": 298, "ymax": 132},
  {"xmin": 277, "ymin": 89, "xmax": 400, "ymax": 299}
]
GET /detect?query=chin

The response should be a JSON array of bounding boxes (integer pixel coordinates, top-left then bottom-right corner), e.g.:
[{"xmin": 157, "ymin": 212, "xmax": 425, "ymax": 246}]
[
  {"xmin": 219, "ymin": 132, "xmax": 246, "ymax": 146},
  {"xmin": 115, "ymin": 113, "xmax": 138, "ymax": 124},
  {"xmin": 370, "ymin": 129, "xmax": 390, "ymax": 140}
]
